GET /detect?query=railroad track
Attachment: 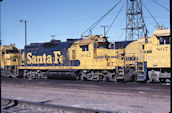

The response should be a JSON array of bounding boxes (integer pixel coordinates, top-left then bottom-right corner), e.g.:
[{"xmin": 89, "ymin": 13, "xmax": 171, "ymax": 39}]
[{"xmin": 1, "ymin": 98, "xmax": 115, "ymax": 113}]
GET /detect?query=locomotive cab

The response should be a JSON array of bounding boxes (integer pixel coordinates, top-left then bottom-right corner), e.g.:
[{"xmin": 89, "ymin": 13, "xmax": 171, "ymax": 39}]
[
  {"xmin": 144, "ymin": 27, "xmax": 171, "ymax": 82},
  {"xmin": 151, "ymin": 27, "xmax": 170, "ymax": 45}
]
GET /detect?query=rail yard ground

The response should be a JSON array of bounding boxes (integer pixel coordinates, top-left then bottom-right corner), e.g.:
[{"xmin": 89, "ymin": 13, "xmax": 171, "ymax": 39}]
[{"xmin": 1, "ymin": 78, "xmax": 170, "ymax": 113}]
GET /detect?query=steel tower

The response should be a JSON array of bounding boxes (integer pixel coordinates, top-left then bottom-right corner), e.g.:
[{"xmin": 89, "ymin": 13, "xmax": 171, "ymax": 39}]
[{"xmin": 125, "ymin": 0, "xmax": 147, "ymax": 40}]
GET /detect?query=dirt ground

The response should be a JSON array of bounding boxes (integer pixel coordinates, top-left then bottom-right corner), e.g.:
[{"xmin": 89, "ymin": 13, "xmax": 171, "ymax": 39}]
[{"xmin": 1, "ymin": 78, "xmax": 171, "ymax": 113}]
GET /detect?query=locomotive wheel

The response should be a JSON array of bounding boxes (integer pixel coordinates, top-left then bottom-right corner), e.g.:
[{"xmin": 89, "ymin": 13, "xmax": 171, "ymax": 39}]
[
  {"xmin": 27, "ymin": 71, "xmax": 32, "ymax": 80},
  {"xmin": 41, "ymin": 72, "xmax": 47, "ymax": 79},
  {"xmin": 93, "ymin": 73, "xmax": 100, "ymax": 81},
  {"xmin": 23, "ymin": 70, "xmax": 28, "ymax": 78},
  {"xmin": 99, "ymin": 75, "xmax": 104, "ymax": 81},
  {"xmin": 10, "ymin": 73, "xmax": 17, "ymax": 78},
  {"xmin": 1, "ymin": 70, "xmax": 6, "ymax": 77},
  {"xmin": 30, "ymin": 71, "xmax": 35, "ymax": 79},
  {"xmin": 165, "ymin": 79, "xmax": 171, "ymax": 83},
  {"xmin": 106, "ymin": 76, "xmax": 110, "ymax": 81},
  {"xmin": 6, "ymin": 73, "xmax": 10, "ymax": 78},
  {"xmin": 86, "ymin": 73, "xmax": 94, "ymax": 81},
  {"xmin": 75, "ymin": 75, "xmax": 80, "ymax": 80},
  {"xmin": 80, "ymin": 74, "xmax": 87, "ymax": 81},
  {"xmin": 159, "ymin": 78, "xmax": 166, "ymax": 83},
  {"xmin": 35, "ymin": 70, "xmax": 40, "ymax": 79},
  {"xmin": 105, "ymin": 72, "xmax": 117, "ymax": 82},
  {"xmin": 80, "ymin": 76, "xmax": 84, "ymax": 81},
  {"xmin": 36, "ymin": 70, "xmax": 41, "ymax": 79},
  {"xmin": 37, "ymin": 73, "xmax": 42, "ymax": 79}
]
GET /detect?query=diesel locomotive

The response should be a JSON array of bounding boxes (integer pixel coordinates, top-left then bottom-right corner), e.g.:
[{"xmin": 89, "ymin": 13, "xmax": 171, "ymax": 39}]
[
  {"xmin": 19, "ymin": 35, "xmax": 125, "ymax": 81},
  {"xmin": 0, "ymin": 27, "xmax": 171, "ymax": 82},
  {"xmin": 124, "ymin": 27, "xmax": 171, "ymax": 82},
  {"xmin": 0, "ymin": 44, "xmax": 22, "ymax": 77}
]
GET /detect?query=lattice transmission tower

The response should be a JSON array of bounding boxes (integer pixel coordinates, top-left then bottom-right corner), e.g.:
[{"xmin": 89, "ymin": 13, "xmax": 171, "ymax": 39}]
[{"xmin": 125, "ymin": 0, "xmax": 147, "ymax": 40}]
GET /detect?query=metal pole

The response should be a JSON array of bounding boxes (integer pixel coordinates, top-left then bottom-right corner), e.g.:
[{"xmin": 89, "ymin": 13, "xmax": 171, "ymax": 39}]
[
  {"xmin": 50, "ymin": 35, "xmax": 56, "ymax": 40},
  {"xmin": 101, "ymin": 26, "xmax": 108, "ymax": 37},
  {"xmin": 24, "ymin": 20, "xmax": 27, "ymax": 65},
  {"xmin": 24, "ymin": 20, "xmax": 27, "ymax": 46},
  {"xmin": 20, "ymin": 19, "xmax": 27, "ymax": 65}
]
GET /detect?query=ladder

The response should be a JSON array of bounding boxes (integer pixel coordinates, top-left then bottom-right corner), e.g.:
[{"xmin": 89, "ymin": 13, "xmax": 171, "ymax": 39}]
[
  {"xmin": 116, "ymin": 66, "xmax": 124, "ymax": 79},
  {"xmin": 136, "ymin": 62, "xmax": 147, "ymax": 81}
]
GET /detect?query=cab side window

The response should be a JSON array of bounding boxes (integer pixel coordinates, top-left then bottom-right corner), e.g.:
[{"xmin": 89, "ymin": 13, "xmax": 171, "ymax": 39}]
[
  {"xmin": 6, "ymin": 50, "xmax": 14, "ymax": 54},
  {"xmin": 80, "ymin": 45, "xmax": 89, "ymax": 51}
]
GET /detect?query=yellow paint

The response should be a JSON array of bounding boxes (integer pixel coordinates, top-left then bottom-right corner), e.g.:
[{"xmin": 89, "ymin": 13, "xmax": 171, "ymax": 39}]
[
  {"xmin": 27, "ymin": 53, "xmax": 32, "ymax": 64},
  {"xmin": 37, "ymin": 56, "xmax": 43, "ymax": 64},
  {"xmin": 47, "ymin": 55, "xmax": 52, "ymax": 64},
  {"xmin": 54, "ymin": 51, "xmax": 61, "ymax": 63},
  {"xmin": 32, "ymin": 56, "xmax": 37, "ymax": 64}
]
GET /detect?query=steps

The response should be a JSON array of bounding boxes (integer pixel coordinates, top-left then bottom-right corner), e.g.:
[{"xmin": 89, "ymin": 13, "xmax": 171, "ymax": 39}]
[{"xmin": 136, "ymin": 62, "xmax": 147, "ymax": 81}]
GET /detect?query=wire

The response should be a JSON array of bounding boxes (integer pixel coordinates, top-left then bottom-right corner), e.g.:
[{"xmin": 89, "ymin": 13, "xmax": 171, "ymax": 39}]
[
  {"xmin": 105, "ymin": 1, "xmax": 125, "ymax": 35},
  {"xmin": 152, "ymin": 0, "xmax": 169, "ymax": 12},
  {"xmin": 29, "ymin": 16, "xmax": 103, "ymax": 24},
  {"xmin": 142, "ymin": 2, "xmax": 160, "ymax": 27},
  {"xmin": 81, "ymin": 0, "xmax": 122, "ymax": 37},
  {"xmin": 144, "ymin": 16, "xmax": 169, "ymax": 18}
]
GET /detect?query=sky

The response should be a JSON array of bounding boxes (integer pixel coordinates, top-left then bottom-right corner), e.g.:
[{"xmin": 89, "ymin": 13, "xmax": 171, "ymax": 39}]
[{"xmin": 0, "ymin": 0, "xmax": 170, "ymax": 49}]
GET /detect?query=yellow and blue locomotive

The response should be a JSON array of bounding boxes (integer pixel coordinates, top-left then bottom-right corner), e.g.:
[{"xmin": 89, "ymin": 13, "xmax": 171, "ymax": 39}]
[
  {"xmin": 18, "ymin": 35, "xmax": 125, "ymax": 81},
  {"xmin": 124, "ymin": 27, "xmax": 171, "ymax": 82},
  {"xmin": 0, "ymin": 44, "xmax": 22, "ymax": 77}
]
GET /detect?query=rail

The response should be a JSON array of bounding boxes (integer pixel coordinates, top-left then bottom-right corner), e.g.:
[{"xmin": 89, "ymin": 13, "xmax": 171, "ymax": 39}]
[{"xmin": 1, "ymin": 98, "xmax": 116, "ymax": 113}]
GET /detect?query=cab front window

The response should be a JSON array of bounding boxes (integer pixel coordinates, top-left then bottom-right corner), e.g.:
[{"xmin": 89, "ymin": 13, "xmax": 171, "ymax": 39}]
[{"xmin": 158, "ymin": 36, "xmax": 170, "ymax": 45}]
